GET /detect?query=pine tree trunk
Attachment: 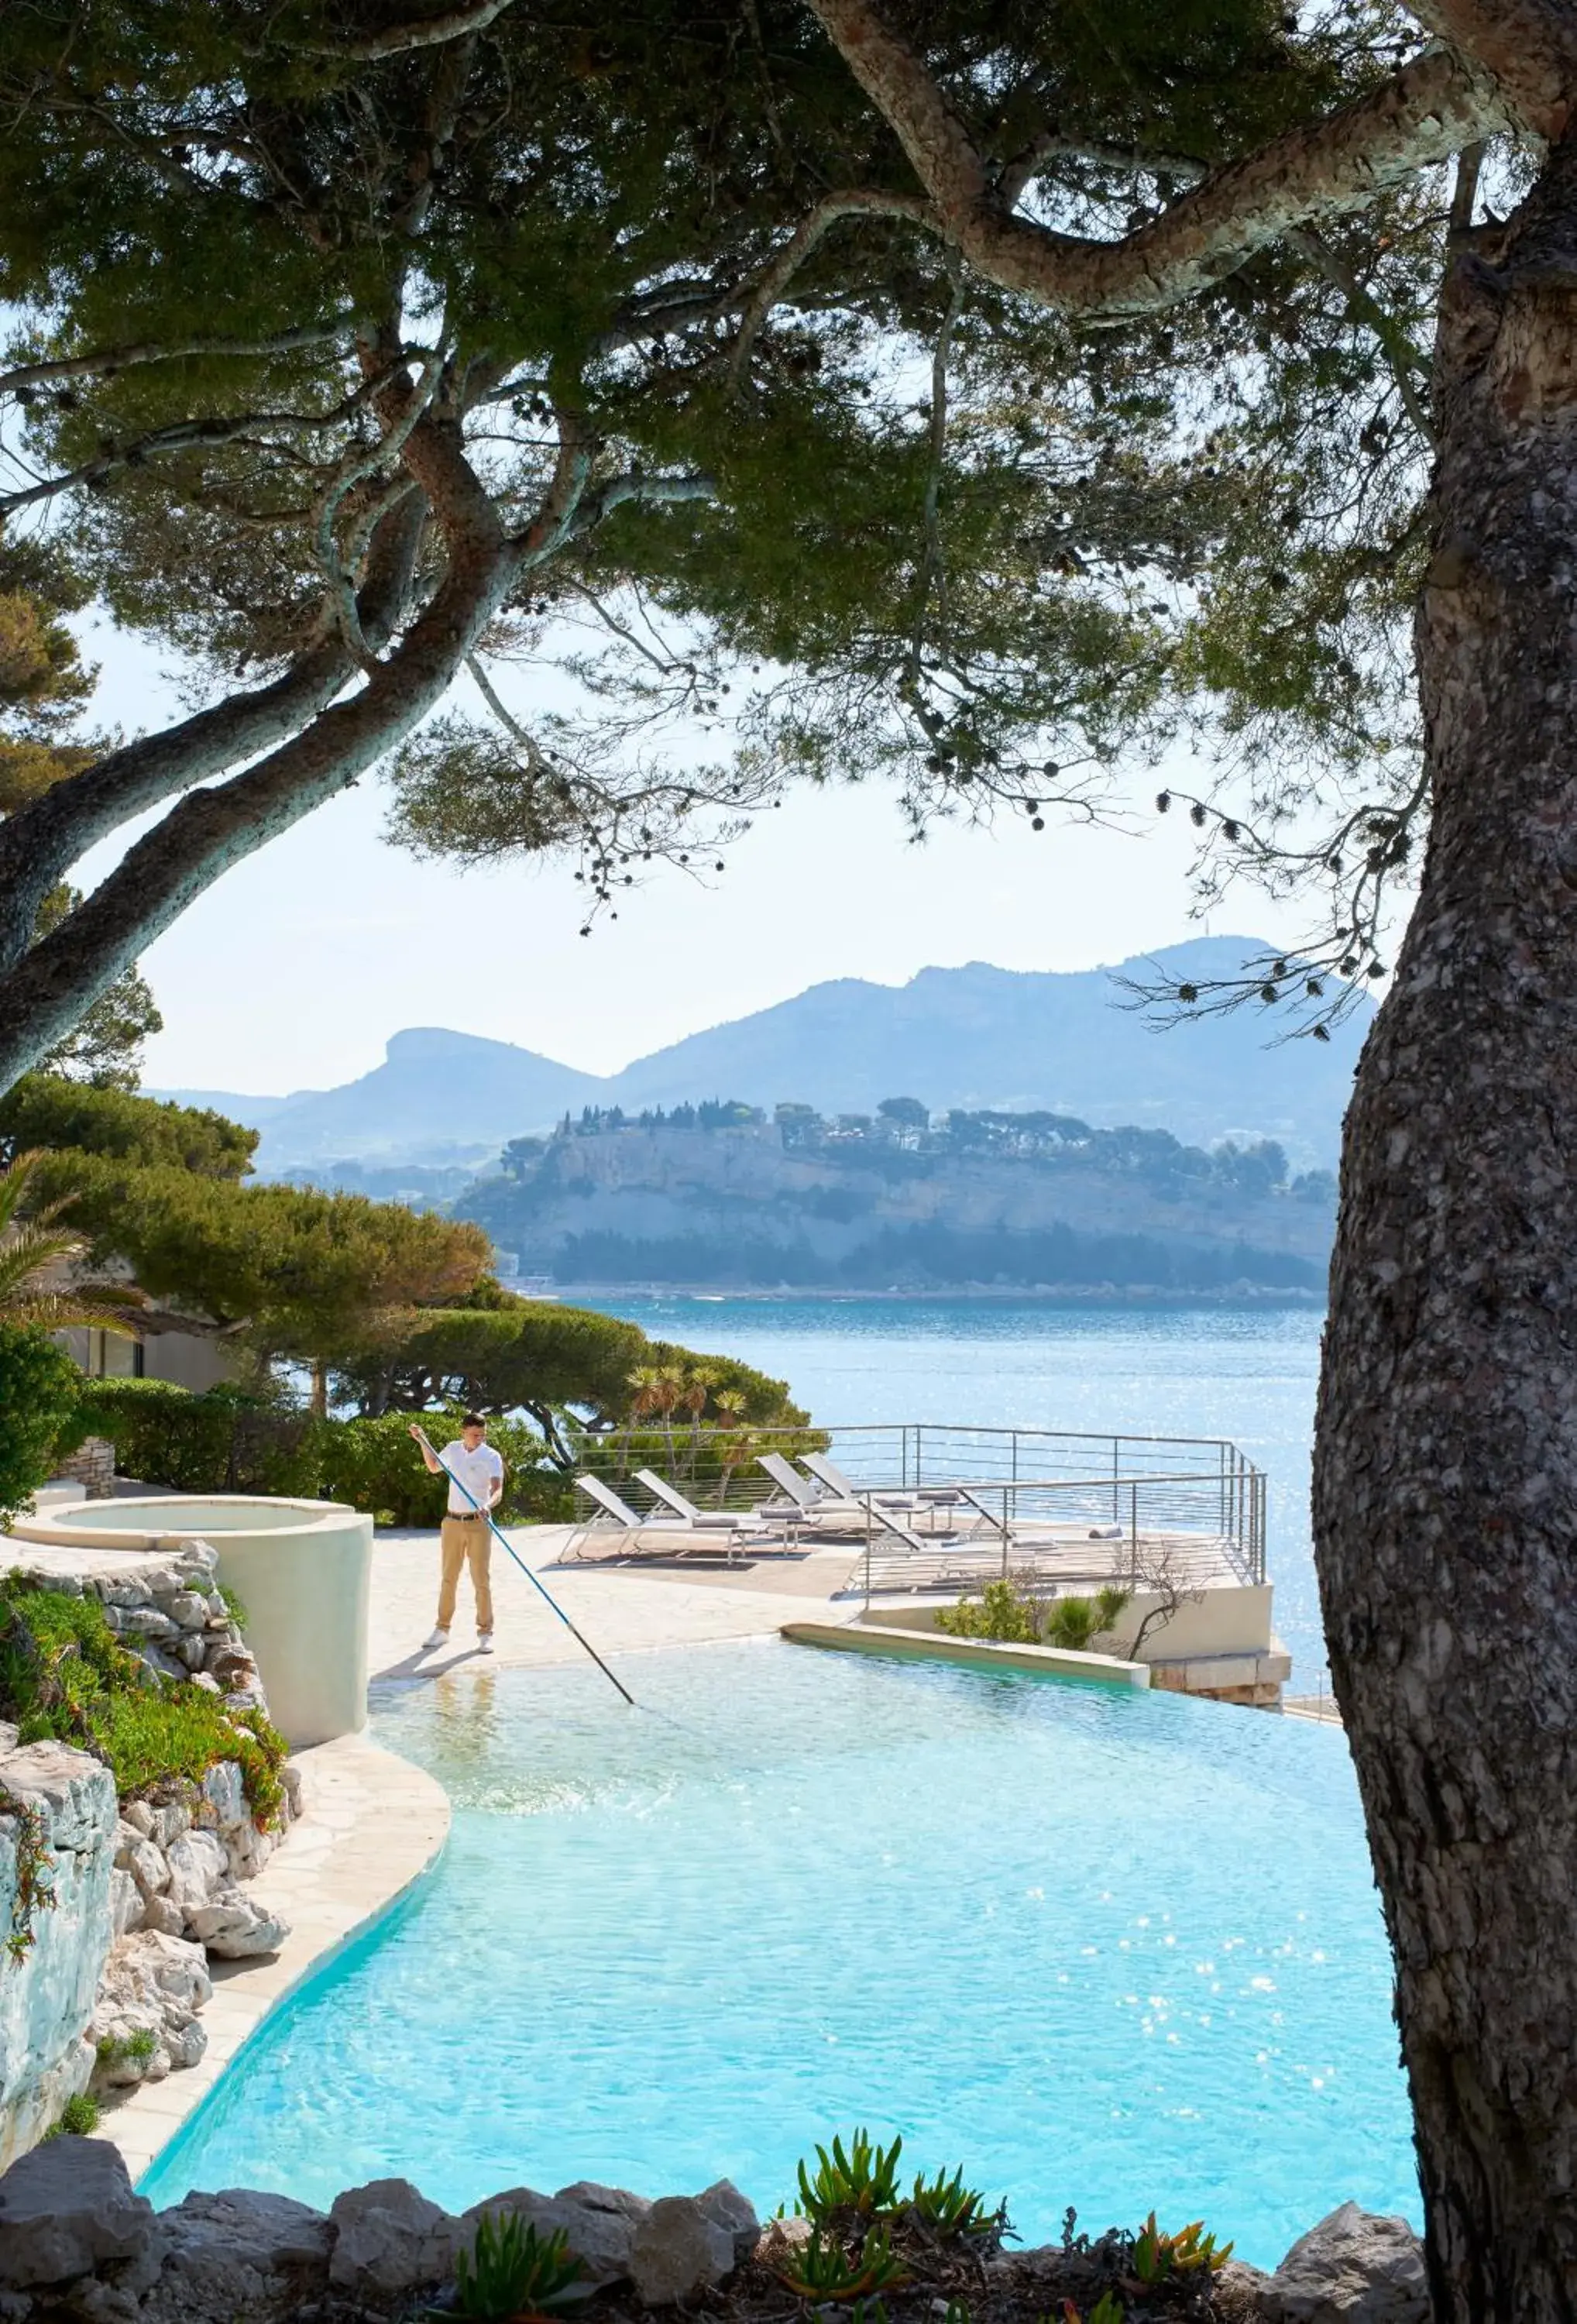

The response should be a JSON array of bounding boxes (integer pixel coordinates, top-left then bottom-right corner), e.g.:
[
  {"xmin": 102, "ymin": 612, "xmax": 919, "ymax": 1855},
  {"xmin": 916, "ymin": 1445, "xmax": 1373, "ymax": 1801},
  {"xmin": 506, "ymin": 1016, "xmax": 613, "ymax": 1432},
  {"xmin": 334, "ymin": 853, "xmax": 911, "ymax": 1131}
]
[{"xmin": 1315, "ymin": 135, "xmax": 1577, "ymax": 2319}]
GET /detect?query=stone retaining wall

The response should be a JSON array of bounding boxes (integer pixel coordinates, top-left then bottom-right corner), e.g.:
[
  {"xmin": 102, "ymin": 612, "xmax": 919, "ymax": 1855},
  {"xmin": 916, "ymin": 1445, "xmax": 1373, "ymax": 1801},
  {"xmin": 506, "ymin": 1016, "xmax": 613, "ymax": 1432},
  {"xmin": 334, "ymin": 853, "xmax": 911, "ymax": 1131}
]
[
  {"xmin": 47, "ymin": 1439, "xmax": 116, "ymax": 1501},
  {"xmin": 0, "ymin": 1542, "xmax": 301, "ymax": 2164},
  {"xmin": 0, "ymin": 2140, "xmax": 1430, "ymax": 2324}
]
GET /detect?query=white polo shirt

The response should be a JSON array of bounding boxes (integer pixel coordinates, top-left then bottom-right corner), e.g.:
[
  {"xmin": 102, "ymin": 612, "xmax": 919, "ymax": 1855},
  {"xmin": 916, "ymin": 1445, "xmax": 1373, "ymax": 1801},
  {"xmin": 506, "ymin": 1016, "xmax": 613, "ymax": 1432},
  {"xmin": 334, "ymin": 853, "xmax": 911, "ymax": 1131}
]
[{"xmin": 441, "ymin": 1439, "xmax": 503, "ymax": 1516}]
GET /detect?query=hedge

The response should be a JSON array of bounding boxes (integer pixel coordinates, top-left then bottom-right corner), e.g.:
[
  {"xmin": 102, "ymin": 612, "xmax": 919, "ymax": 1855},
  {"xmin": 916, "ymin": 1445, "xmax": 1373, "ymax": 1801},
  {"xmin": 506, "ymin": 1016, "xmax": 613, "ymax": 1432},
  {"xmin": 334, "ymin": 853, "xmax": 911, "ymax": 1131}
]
[
  {"xmin": 72, "ymin": 1380, "xmax": 575, "ymax": 1525},
  {"xmin": 0, "ymin": 1325, "xmax": 89, "ymax": 1524}
]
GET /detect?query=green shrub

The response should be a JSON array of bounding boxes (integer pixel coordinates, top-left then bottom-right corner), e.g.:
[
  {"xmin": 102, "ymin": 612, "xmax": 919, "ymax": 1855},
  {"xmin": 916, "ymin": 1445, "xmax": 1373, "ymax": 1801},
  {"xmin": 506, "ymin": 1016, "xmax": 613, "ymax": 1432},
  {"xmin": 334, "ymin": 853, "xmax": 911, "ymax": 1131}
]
[
  {"xmin": 313, "ymin": 1409, "xmax": 574, "ymax": 1527},
  {"xmin": 0, "ymin": 1324, "xmax": 88, "ymax": 1523},
  {"xmin": 0, "ymin": 1580, "xmax": 287, "ymax": 1821},
  {"xmin": 75, "ymin": 1384, "xmax": 575, "ymax": 1526},
  {"xmin": 934, "ymin": 1579, "xmax": 1043, "ymax": 1645},
  {"xmin": 934, "ymin": 1579, "xmax": 1133, "ymax": 1652},
  {"xmin": 96, "ymin": 2027, "xmax": 157, "ymax": 2067},
  {"xmin": 1043, "ymin": 1587, "xmax": 1132, "ymax": 1652},
  {"xmin": 71, "ymin": 1377, "xmax": 320, "ymax": 1497},
  {"xmin": 45, "ymin": 2092, "xmax": 101, "ymax": 2138}
]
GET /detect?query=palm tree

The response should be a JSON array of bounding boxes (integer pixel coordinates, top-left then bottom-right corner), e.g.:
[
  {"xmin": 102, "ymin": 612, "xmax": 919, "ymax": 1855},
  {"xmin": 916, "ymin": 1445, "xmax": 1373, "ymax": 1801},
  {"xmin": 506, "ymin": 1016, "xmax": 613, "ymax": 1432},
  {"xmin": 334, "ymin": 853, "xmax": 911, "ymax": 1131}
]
[
  {"xmin": 711, "ymin": 1389, "xmax": 749, "ymax": 1506},
  {"xmin": 0, "ymin": 1149, "xmax": 146, "ymax": 1336},
  {"xmin": 679, "ymin": 1365, "xmax": 719, "ymax": 1479},
  {"xmin": 651, "ymin": 1363, "xmax": 685, "ymax": 1467},
  {"xmin": 618, "ymin": 1364, "xmax": 666, "ymax": 1475}
]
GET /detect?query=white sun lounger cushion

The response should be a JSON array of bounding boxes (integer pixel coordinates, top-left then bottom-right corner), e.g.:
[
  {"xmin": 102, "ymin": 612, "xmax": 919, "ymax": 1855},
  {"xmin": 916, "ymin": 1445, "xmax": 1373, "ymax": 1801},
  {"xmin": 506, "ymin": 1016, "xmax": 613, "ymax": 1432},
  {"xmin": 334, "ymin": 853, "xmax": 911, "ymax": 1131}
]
[{"xmin": 633, "ymin": 1469, "xmax": 767, "ymax": 1529}]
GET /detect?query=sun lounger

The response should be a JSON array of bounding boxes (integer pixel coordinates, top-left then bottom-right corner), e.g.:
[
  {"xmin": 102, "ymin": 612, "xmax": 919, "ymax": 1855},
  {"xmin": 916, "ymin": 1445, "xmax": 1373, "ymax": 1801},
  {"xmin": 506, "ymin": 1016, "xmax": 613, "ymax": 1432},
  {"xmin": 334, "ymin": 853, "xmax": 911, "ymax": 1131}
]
[
  {"xmin": 633, "ymin": 1468, "xmax": 792, "ymax": 1544},
  {"xmin": 753, "ymin": 1456, "xmax": 961, "ymax": 1563},
  {"xmin": 753, "ymin": 1452, "xmax": 874, "ymax": 1534},
  {"xmin": 569, "ymin": 1474, "xmax": 751, "ymax": 1564},
  {"xmin": 801, "ymin": 1451, "xmax": 964, "ymax": 1522},
  {"xmin": 757, "ymin": 1452, "xmax": 826, "ymax": 1511}
]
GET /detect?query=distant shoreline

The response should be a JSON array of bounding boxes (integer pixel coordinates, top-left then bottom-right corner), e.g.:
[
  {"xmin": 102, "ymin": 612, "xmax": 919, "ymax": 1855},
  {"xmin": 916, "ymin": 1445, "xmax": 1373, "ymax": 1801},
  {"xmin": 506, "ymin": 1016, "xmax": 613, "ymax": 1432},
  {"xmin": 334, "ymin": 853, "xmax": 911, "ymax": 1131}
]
[{"xmin": 537, "ymin": 1281, "xmax": 1327, "ymax": 1307}]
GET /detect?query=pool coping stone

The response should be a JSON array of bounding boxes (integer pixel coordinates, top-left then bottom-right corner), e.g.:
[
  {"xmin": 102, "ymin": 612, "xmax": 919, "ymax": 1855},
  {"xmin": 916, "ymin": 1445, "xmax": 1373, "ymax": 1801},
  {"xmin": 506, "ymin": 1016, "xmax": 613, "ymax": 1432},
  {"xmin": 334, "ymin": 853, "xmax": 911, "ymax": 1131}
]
[
  {"xmin": 781, "ymin": 1618, "xmax": 1151, "ymax": 1685},
  {"xmin": 97, "ymin": 1731, "xmax": 451, "ymax": 2188}
]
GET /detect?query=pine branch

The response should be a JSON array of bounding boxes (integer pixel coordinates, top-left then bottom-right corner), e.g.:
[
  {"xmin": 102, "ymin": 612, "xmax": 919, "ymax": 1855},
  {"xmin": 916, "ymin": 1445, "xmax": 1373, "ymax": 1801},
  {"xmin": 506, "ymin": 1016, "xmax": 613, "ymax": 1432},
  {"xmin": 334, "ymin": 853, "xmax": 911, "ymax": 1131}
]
[
  {"xmin": 303, "ymin": 0, "xmax": 520, "ymax": 63},
  {"xmin": 804, "ymin": 1, "xmax": 1507, "ymax": 316},
  {"xmin": 730, "ymin": 189, "xmax": 938, "ymax": 382},
  {"xmin": 0, "ymin": 322, "xmax": 356, "ymax": 401}
]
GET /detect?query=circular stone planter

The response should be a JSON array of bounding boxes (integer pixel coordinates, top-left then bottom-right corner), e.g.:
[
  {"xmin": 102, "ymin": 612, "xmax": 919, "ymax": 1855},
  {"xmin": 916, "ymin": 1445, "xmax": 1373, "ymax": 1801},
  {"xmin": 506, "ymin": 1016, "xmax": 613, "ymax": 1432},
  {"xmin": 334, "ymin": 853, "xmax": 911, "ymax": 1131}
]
[{"xmin": 9, "ymin": 1496, "xmax": 372, "ymax": 1748}]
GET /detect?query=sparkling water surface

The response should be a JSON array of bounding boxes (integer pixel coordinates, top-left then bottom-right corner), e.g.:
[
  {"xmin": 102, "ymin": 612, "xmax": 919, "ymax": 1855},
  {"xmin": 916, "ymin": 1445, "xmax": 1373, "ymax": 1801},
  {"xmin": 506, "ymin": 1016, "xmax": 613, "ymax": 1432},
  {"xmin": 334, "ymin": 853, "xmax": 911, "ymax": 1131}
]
[
  {"xmin": 578, "ymin": 1296, "xmax": 1328, "ymax": 1688},
  {"xmin": 140, "ymin": 1642, "xmax": 1413, "ymax": 2264}
]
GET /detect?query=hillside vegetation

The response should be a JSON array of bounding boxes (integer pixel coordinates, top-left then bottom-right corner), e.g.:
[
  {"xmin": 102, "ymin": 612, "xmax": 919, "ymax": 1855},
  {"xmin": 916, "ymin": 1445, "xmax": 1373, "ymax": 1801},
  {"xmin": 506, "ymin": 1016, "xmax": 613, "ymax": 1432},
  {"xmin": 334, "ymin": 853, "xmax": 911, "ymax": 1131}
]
[
  {"xmin": 0, "ymin": 1077, "xmax": 808, "ymax": 1511},
  {"xmin": 461, "ymin": 1098, "xmax": 1336, "ymax": 1296}
]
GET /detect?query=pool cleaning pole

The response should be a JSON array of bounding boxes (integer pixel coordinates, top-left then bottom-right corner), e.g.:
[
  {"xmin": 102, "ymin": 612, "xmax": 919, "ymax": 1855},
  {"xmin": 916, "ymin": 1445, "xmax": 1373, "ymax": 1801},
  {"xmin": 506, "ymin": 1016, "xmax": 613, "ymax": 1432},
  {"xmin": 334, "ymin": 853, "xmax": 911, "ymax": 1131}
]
[{"xmin": 413, "ymin": 1426, "xmax": 636, "ymax": 1707}]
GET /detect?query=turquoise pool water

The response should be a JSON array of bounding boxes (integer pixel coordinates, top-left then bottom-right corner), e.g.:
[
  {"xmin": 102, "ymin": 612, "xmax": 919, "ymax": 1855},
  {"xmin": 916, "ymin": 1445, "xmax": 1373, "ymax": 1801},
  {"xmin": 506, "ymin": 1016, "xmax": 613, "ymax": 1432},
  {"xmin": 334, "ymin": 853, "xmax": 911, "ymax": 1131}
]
[{"xmin": 140, "ymin": 1643, "xmax": 1414, "ymax": 2267}]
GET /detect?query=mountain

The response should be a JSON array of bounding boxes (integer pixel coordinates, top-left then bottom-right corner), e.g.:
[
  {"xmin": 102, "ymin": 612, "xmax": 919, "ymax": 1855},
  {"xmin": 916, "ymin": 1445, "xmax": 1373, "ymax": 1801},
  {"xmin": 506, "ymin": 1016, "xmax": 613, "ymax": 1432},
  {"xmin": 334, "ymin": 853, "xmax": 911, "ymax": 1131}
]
[
  {"xmin": 154, "ymin": 937, "xmax": 1372, "ymax": 1173},
  {"xmin": 154, "ymin": 1028, "xmax": 603, "ymax": 1171}
]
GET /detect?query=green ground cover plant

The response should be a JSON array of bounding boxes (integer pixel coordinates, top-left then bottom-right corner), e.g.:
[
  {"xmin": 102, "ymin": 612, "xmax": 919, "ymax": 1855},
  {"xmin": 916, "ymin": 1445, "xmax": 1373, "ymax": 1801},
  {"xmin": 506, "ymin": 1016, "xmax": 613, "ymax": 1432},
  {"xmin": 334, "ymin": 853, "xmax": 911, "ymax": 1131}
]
[
  {"xmin": 759, "ymin": 2134, "xmax": 1232, "ymax": 2324},
  {"xmin": 94, "ymin": 2027, "xmax": 156, "ymax": 2069},
  {"xmin": 0, "ymin": 1787, "xmax": 54, "ymax": 1964},
  {"xmin": 796, "ymin": 2131, "xmax": 907, "ymax": 2222},
  {"xmin": 1043, "ymin": 1590, "xmax": 1135, "ymax": 1654},
  {"xmin": 773, "ymin": 2225, "xmax": 910, "ymax": 2303},
  {"xmin": 0, "ymin": 1575, "xmax": 287, "ymax": 1822}
]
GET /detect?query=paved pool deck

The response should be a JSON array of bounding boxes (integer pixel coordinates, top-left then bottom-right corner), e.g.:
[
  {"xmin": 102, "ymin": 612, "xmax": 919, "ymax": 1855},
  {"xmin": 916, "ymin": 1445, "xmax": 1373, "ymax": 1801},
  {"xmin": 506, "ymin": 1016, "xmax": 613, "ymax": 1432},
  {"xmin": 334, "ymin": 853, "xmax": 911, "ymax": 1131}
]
[{"xmin": 368, "ymin": 1521, "xmax": 865, "ymax": 1683}]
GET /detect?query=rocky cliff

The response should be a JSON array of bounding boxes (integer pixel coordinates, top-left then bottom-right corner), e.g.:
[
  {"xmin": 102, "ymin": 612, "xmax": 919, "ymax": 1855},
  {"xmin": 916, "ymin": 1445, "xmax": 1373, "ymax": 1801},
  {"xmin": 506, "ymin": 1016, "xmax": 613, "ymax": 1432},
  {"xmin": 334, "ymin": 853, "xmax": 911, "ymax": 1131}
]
[
  {"xmin": 0, "ymin": 1741, "xmax": 116, "ymax": 2168},
  {"xmin": 464, "ymin": 1118, "xmax": 1336, "ymax": 1293}
]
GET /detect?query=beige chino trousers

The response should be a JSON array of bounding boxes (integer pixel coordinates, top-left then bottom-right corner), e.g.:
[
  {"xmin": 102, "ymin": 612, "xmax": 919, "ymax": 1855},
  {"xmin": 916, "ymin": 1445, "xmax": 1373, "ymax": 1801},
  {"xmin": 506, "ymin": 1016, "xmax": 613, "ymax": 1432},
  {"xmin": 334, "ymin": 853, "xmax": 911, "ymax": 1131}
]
[{"xmin": 436, "ymin": 1514, "xmax": 494, "ymax": 1632}]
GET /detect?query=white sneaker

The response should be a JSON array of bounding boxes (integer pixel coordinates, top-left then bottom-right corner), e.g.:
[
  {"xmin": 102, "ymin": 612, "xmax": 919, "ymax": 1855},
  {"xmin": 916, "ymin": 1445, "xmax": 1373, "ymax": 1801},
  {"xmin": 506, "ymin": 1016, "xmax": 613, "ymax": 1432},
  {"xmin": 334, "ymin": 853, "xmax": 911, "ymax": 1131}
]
[
  {"xmin": 422, "ymin": 1628, "xmax": 449, "ymax": 1652},
  {"xmin": 477, "ymin": 1633, "xmax": 496, "ymax": 1655}
]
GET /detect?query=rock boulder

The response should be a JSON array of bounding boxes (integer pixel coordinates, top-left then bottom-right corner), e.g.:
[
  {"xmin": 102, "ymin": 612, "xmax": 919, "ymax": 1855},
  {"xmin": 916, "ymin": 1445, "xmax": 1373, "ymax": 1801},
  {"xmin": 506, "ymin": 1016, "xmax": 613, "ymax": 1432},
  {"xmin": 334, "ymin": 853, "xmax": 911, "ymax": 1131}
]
[
  {"xmin": 141, "ymin": 2188, "xmax": 331, "ymax": 2324},
  {"xmin": 1264, "ymin": 2204, "xmax": 1428, "ymax": 2324},
  {"xmin": 90, "ymin": 1930, "xmax": 211, "ymax": 2089},
  {"xmin": 163, "ymin": 1831, "xmax": 226, "ymax": 1918},
  {"xmin": 628, "ymin": 2195, "xmax": 737, "ymax": 2306},
  {"xmin": 328, "ymin": 2178, "xmax": 461, "ymax": 2298},
  {"xmin": 0, "ymin": 2139, "xmax": 160, "ymax": 2289},
  {"xmin": 695, "ymin": 2179, "xmax": 759, "ymax": 2267},
  {"xmin": 463, "ymin": 2184, "xmax": 648, "ymax": 2288},
  {"xmin": 184, "ymin": 1887, "xmax": 289, "ymax": 1959}
]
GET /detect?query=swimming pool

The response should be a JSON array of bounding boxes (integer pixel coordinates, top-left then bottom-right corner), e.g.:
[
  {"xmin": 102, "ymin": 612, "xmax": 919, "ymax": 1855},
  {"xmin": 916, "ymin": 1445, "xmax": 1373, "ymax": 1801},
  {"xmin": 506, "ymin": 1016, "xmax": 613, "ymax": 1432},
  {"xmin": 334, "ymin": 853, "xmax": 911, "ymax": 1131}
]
[{"xmin": 139, "ymin": 1642, "xmax": 1416, "ymax": 2267}]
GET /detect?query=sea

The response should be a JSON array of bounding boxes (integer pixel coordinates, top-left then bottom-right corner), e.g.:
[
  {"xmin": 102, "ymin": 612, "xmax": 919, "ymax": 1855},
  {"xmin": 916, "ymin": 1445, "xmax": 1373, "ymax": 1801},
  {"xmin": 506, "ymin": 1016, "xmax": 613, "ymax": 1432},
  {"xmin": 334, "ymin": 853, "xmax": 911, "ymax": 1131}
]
[{"xmin": 572, "ymin": 1294, "xmax": 1330, "ymax": 1693}]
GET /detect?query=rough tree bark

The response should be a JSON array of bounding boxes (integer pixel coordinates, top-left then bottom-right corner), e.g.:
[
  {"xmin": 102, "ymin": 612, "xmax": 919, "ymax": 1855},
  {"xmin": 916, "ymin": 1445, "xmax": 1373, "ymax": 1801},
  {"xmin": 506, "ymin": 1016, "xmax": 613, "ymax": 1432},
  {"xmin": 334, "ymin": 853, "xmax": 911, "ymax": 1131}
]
[{"xmin": 1314, "ymin": 127, "xmax": 1577, "ymax": 2321}]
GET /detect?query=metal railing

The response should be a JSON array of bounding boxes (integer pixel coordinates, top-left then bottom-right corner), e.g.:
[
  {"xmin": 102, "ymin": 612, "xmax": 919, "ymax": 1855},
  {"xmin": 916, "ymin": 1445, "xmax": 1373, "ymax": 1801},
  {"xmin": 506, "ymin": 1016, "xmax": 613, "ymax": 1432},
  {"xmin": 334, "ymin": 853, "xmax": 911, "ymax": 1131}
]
[
  {"xmin": 850, "ymin": 1471, "xmax": 1260, "ymax": 1602},
  {"xmin": 575, "ymin": 1420, "xmax": 1266, "ymax": 1592}
]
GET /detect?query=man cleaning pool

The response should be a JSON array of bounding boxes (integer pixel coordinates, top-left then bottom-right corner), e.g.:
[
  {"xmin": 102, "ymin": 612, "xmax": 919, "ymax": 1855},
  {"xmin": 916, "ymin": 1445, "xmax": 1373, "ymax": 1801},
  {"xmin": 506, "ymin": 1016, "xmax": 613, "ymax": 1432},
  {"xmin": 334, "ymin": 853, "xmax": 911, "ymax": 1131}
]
[{"xmin": 411, "ymin": 1414, "xmax": 504, "ymax": 1654}]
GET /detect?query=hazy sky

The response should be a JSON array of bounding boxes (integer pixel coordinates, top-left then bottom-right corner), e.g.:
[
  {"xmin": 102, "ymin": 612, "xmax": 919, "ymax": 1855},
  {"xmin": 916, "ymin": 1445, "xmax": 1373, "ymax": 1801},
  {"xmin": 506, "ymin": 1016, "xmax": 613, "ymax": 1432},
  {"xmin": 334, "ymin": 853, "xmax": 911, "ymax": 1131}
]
[{"xmin": 81, "ymin": 618, "xmax": 1311, "ymax": 1096}]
